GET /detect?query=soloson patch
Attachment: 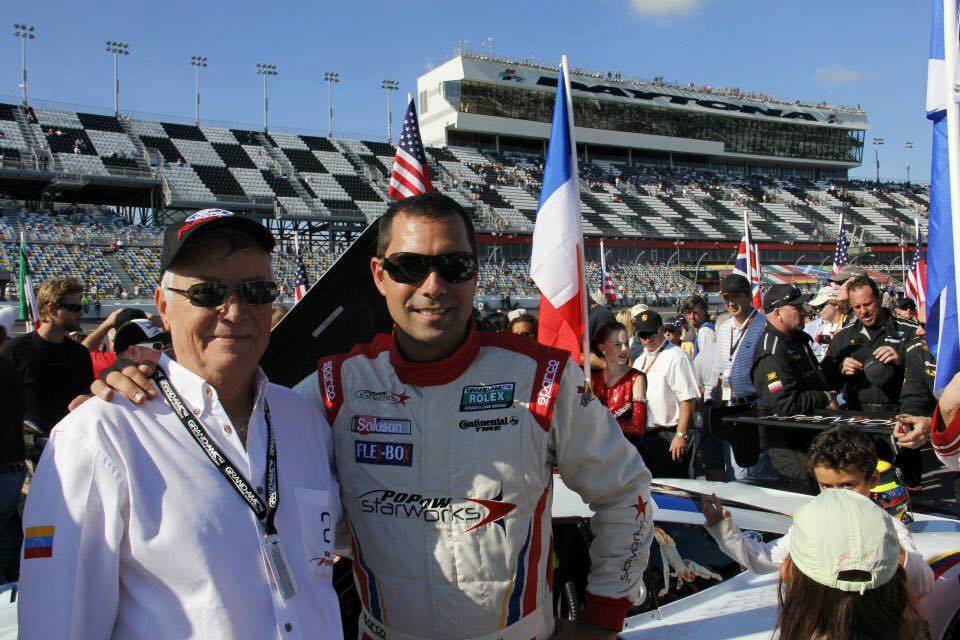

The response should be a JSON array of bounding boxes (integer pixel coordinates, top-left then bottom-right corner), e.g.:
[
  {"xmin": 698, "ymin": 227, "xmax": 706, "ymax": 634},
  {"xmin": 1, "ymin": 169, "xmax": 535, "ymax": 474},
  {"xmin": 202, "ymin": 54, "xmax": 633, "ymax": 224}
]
[{"xmin": 459, "ymin": 382, "xmax": 516, "ymax": 412}]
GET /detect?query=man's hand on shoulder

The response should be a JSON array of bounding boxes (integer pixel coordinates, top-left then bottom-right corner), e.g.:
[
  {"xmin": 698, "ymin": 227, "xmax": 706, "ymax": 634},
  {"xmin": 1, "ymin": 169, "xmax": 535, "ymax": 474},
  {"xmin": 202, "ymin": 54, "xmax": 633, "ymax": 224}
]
[
  {"xmin": 551, "ymin": 620, "xmax": 617, "ymax": 640},
  {"xmin": 87, "ymin": 357, "xmax": 159, "ymax": 406}
]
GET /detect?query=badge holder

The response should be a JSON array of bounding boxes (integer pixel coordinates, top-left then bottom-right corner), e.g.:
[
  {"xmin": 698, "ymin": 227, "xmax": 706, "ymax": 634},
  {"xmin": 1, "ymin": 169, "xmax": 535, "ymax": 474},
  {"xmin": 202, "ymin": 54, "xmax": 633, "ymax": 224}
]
[{"xmin": 263, "ymin": 534, "xmax": 299, "ymax": 600}]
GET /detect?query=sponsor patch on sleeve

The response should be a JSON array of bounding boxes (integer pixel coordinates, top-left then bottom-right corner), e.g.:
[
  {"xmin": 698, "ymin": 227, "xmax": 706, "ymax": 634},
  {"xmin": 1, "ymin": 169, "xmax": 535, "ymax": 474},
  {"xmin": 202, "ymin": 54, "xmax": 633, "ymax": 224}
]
[
  {"xmin": 24, "ymin": 525, "xmax": 55, "ymax": 559},
  {"xmin": 767, "ymin": 371, "xmax": 779, "ymax": 381},
  {"xmin": 459, "ymin": 382, "xmax": 516, "ymax": 412},
  {"xmin": 577, "ymin": 383, "xmax": 596, "ymax": 407},
  {"xmin": 354, "ymin": 441, "xmax": 413, "ymax": 467},
  {"xmin": 768, "ymin": 380, "xmax": 784, "ymax": 394}
]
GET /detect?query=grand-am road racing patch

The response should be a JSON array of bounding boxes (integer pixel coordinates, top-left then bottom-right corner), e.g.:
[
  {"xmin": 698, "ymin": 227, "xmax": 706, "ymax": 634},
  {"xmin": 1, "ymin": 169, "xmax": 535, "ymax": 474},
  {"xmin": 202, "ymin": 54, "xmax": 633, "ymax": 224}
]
[
  {"xmin": 355, "ymin": 441, "xmax": 413, "ymax": 466},
  {"xmin": 352, "ymin": 415, "xmax": 412, "ymax": 436},
  {"xmin": 459, "ymin": 382, "xmax": 515, "ymax": 411}
]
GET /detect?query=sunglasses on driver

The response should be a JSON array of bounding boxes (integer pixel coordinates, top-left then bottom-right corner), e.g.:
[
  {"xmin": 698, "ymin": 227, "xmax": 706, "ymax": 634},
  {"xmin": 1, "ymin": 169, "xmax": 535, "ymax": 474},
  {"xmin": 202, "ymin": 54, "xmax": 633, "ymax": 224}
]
[{"xmin": 380, "ymin": 252, "xmax": 479, "ymax": 285}]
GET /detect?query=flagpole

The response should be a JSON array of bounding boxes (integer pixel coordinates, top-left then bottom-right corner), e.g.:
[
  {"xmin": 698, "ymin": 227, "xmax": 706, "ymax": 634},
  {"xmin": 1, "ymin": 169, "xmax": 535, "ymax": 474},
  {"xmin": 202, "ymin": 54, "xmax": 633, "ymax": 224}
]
[
  {"xmin": 743, "ymin": 209, "xmax": 753, "ymax": 286},
  {"xmin": 944, "ymin": 0, "xmax": 960, "ymax": 336},
  {"xmin": 901, "ymin": 235, "xmax": 907, "ymax": 289},
  {"xmin": 561, "ymin": 54, "xmax": 589, "ymax": 382}
]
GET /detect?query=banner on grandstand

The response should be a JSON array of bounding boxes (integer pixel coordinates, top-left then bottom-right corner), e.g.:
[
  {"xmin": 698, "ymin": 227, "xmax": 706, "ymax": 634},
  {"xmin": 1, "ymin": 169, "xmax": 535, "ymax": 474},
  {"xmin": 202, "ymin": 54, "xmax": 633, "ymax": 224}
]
[
  {"xmin": 925, "ymin": 0, "xmax": 960, "ymax": 393},
  {"xmin": 905, "ymin": 216, "xmax": 927, "ymax": 318},
  {"xmin": 387, "ymin": 98, "xmax": 434, "ymax": 200},
  {"xmin": 599, "ymin": 239, "xmax": 616, "ymax": 304},
  {"xmin": 733, "ymin": 210, "xmax": 762, "ymax": 309},
  {"xmin": 531, "ymin": 55, "xmax": 589, "ymax": 375},
  {"xmin": 458, "ymin": 57, "xmax": 868, "ymax": 129},
  {"xmin": 17, "ymin": 231, "xmax": 39, "ymax": 331}
]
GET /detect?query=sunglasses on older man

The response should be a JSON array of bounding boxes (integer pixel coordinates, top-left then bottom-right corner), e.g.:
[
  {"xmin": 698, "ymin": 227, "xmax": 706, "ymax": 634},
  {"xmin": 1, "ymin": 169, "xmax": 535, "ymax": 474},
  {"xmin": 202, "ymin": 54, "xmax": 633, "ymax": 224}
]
[
  {"xmin": 381, "ymin": 252, "xmax": 478, "ymax": 285},
  {"xmin": 166, "ymin": 280, "xmax": 279, "ymax": 307}
]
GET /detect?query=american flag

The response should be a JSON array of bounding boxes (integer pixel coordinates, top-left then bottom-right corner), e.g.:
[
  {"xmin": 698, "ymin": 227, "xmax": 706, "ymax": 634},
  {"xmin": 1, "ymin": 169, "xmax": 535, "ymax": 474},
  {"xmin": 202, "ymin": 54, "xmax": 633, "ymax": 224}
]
[
  {"xmin": 387, "ymin": 98, "xmax": 434, "ymax": 200},
  {"xmin": 832, "ymin": 211, "xmax": 849, "ymax": 276},
  {"xmin": 732, "ymin": 210, "xmax": 762, "ymax": 308},
  {"xmin": 294, "ymin": 235, "xmax": 309, "ymax": 301},
  {"xmin": 905, "ymin": 217, "xmax": 927, "ymax": 309},
  {"xmin": 599, "ymin": 239, "xmax": 616, "ymax": 304}
]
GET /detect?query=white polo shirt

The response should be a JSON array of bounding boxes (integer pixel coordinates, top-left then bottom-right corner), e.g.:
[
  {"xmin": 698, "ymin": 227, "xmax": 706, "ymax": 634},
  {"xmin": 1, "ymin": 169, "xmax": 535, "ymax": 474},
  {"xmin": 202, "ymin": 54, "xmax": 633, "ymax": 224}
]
[
  {"xmin": 633, "ymin": 340, "xmax": 700, "ymax": 429},
  {"xmin": 18, "ymin": 355, "xmax": 342, "ymax": 640}
]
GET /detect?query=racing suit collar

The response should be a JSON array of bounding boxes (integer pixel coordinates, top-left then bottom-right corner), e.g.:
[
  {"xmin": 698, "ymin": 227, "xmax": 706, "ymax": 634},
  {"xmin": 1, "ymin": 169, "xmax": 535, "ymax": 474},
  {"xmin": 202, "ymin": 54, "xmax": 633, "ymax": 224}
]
[
  {"xmin": 389, "ymin": 321, "xmax": 480, "ymax": 386},
  {"xmin": 764, "ymin": 322, "xmax": 812, "ymax": 344}
]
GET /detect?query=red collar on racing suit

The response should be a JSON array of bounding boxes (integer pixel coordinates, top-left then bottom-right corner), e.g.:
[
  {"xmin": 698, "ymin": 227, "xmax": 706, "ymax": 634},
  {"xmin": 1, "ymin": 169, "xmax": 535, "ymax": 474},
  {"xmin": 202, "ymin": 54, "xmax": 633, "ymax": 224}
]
[{"xmin": 389, "ymin": 322, "xmax": 481, "ymax": 386}]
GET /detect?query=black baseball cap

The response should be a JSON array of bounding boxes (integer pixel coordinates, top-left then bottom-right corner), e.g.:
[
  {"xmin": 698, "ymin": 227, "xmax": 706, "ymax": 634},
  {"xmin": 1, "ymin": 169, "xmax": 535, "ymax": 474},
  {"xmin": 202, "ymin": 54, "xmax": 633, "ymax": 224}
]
[
  {"xmin": 113, "ymin": 319, "xmax": 171, "ymax": 354},
  {"xmin": 114, "ymin": 308, "xmax": 146, "ymax": 330},
  {"xmin": 763, "ymin": 284, "xmax": 809, "ymax": 313},
  {"xmin": 664, "ymin": 316, "xmax": 683, "ymax": 332},
  {"xmin": 720, "ymin": 274, "xmax": 751, "ymax": 296},
  {"xmin": 159, "ymin": 208, "xmax": 275, "ymax": 275},
  {"xmin": 634, "ymin": 310, "xmax": 663, "ymax": 333}
]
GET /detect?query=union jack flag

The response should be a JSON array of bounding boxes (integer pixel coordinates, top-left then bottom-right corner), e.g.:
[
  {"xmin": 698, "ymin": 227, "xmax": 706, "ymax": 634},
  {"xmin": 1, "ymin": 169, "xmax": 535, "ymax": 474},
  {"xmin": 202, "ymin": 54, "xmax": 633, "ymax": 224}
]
[
  {"xmin": 294, "ymin": 235, "xmax": 309, "ymax": 302},
  {"xmin": 832, "ymin": 211, "xmax": 849, "ymax": 276},
  {"xmin": 732, "ymin": 209, "xmax": 762, "ymax": 308},
  {"xmin": 905, "ymin": 217, "xmax": 927, "ymax": 310},
  {"xmin": 387, "ymin": 98, "xmax": 434, "ymax": 200}
]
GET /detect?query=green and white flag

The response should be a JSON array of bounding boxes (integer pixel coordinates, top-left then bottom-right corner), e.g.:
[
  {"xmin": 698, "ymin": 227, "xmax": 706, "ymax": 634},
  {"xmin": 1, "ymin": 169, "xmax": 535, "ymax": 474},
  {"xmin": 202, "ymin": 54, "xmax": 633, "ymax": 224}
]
[{"xmin": 18, "ymin": 230, "xmax": 39, "ymax": 330}]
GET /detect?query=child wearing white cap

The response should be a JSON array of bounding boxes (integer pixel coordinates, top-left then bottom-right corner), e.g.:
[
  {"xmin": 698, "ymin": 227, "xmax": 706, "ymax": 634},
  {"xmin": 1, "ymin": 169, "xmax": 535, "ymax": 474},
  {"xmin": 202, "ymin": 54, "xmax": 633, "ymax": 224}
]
[{"xmin": 776, "ymin": 489, "xmax": 926, "ymax": 640}]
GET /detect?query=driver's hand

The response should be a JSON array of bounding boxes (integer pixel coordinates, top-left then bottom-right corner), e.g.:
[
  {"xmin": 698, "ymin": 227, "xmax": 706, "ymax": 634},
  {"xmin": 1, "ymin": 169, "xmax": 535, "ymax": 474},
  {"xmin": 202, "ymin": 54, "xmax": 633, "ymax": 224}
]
[
  {"xmin": 700, "ymin": 493, "xmax": 730, "ymax": 527},
  {"xmin": 895, "ymin": 415, "xmax": 930, "ymax": 449},
  {"xmin": 840, "ymin": 357, "xmax": 863, "ymax": 376},
  {"xmin": 91, "ymin": 359, "xmax": 159, "ymax": 404}
]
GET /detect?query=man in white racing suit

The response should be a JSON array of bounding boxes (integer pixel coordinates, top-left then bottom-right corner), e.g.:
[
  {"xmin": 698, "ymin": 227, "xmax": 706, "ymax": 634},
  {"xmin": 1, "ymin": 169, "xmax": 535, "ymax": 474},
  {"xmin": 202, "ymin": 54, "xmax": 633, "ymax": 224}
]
[{"xmin": 297, "ymin": 194, "xmax": 653, "ymax": 640}]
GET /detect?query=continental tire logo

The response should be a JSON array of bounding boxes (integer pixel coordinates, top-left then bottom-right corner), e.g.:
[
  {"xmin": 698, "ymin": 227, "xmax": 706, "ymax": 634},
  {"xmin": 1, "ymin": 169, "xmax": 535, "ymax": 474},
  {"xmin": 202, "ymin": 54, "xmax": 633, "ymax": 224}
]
[
  {"xmin": 321, "ymin": 360, "xmax": 336, "ymax": 402},
  {"xmin": 537, "ymin": 359, "xmax": 561, "ymax": 407}
]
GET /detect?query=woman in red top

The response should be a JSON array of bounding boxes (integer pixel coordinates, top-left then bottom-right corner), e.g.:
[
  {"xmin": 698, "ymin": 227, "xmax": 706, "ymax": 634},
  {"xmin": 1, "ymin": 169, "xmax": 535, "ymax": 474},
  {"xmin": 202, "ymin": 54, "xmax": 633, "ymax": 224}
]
[{"xmin": 591, "ymin": 322, "xmax": 647, "ymax": 450}]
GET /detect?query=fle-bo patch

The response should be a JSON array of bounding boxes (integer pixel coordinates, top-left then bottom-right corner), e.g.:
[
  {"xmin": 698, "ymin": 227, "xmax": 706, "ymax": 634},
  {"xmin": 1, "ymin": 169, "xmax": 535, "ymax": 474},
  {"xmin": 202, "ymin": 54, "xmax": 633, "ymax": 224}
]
[
  {"xmin": 355, "ymin": 441, "xmax": 413, "ymax": 466},
  {"xmin": 352, "ymin": 415, "xmax": 412, "ymax": 436},
  {"xmin": 459, "ymin": 382, "xmax": 516, "ymax": 412}
]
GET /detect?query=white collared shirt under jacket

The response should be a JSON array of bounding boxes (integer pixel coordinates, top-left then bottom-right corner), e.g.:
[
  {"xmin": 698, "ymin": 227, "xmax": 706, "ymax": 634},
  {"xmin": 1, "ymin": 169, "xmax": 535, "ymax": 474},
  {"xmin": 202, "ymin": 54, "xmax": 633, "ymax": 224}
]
[{"xmin": 18, "ymin": 355, "xmax": 342, "ymax": 640}]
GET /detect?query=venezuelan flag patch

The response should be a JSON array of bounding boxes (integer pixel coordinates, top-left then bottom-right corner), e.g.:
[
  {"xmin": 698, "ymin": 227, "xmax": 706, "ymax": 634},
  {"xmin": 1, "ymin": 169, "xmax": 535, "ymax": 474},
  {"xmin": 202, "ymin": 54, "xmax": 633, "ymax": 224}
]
[{"xmin": 24, "ymin": 525, "xmax": 55, "ymax": 559}]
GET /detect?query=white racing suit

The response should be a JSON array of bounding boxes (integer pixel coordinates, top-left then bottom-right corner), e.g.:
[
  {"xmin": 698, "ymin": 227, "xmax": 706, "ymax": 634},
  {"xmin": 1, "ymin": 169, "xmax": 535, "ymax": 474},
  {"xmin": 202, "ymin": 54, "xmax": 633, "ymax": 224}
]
[{"xmin": 295, "ymin": 326, "xmax": 653, "ymax": 640}]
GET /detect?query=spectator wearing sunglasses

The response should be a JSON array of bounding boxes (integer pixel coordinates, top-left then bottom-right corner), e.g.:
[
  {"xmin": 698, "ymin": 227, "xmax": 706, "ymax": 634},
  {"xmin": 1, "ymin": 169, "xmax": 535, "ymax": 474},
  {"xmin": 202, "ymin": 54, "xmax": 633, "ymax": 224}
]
[
  {"xmin": 19, "ymin": 210, "xmax": 342, "ymax": 638},
  {"xmin": 0, "ymin": 277, "xmax": 92, "ymax": 459},
  {"xmin": 112, "ymin": 318, "xmax": 171, "ymax": 363},
  {"xmin": 81, "ymin": 307, "xmax": 147, "ymax": 378}
]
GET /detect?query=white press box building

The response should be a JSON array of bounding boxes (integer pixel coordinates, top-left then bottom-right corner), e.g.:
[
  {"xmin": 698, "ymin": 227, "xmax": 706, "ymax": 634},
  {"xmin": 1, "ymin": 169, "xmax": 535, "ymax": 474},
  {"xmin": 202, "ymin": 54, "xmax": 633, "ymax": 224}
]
[{"xmin": 417, "ymin": 55, "xmax": 867, "ymax": 179}]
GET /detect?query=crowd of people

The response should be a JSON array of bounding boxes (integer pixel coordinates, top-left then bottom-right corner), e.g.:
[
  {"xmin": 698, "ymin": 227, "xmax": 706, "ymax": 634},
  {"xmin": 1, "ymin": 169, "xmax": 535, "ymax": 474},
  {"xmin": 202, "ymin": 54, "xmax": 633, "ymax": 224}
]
[{"xmin": 0, "ymin": 195, "xmax": 955, "ymax": 640}]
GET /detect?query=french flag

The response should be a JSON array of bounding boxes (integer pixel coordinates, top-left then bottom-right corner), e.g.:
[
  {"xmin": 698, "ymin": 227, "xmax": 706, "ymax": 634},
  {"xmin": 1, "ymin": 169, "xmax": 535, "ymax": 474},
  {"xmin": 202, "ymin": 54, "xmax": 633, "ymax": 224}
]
[
  {"xmin": 531, "ymin": 56, "xmax": 589, "ymax": 368},
  {"xmin": 925, "ymin": 0, "xmax": 960, "ymax": 393},
  {"xmin": 732, "ymin": 209, "xmax": 762, "ymax": 309}
]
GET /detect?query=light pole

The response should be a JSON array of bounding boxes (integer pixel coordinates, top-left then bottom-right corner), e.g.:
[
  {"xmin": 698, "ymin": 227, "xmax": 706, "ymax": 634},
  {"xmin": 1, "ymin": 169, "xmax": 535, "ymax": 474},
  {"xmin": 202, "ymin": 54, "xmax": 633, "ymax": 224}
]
[
  {"xmin": 693, "ymin": 252, "xmax": 708, "ymax": 286},
  {"xmin": 485, "ymin": 37, "xmax": 495, "ymax": 57},
  {"xmin": 324, "ymin": 71, "xmax": 339, "ymax": 138},
  {"xmin": 633, "ymin": 250, "xmax": 646, "ymax": 268},
  {"xmin": 105, "ymin": 41, "xmax": 130, "ymax": 116},
  {"xmin": 793, "ymin": 254, "xmax": 806, "ymax": 267},
  {"xmin": 904, "ymin": 140, "xmax": 914, "ymax": 184},
  {"xmin": 381, "ymin": 79, "xmax": 399, "ymax": 144},
  {"xmin": 13, "ymin": 23, "xmax": 36, "ymax": 105},
  {"xmin": 190, "ymin": 55, "xmax": 207, "ymax": 126},
  {"xmin": 872, "ymin": 136, "xmax": 884, "ymax": 184},
  {"xmin": 256, "ymin": 63, "xmax": 278, "ymax": 132}
]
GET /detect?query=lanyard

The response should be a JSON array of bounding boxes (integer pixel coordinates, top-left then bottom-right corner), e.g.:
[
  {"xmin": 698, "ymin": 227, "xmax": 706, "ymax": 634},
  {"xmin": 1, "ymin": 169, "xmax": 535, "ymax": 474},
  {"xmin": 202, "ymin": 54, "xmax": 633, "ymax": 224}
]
[
  {"xmin": 729, "ymin": 310, "xmax": 757, "ymax": 358},
  {"xmin": 641, "ymin": 339, "xmax": 669, "ymax": 374},
  {"xmin": 152, "ymin": 366, "xmax": 279, "ymax": 537}
]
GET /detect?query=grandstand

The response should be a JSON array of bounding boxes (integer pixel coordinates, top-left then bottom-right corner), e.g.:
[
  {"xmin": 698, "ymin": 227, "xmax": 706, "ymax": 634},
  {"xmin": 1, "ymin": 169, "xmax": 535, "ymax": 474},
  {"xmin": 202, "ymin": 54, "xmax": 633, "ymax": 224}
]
[{"xmin": 0, "ymin": 53, "xmax": 930, "ymax": 304}]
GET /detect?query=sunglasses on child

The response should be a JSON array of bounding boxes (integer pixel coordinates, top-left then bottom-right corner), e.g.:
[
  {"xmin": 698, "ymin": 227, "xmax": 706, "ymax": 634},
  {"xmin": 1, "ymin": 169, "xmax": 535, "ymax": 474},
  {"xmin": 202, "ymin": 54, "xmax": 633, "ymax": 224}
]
[
  {"xmin": 166, "ymin": 280, "xmax": 279, "ymax": 307},
  {"xmin": 380, "ymin": 252, "xmax": 478, "ymax": 285}
]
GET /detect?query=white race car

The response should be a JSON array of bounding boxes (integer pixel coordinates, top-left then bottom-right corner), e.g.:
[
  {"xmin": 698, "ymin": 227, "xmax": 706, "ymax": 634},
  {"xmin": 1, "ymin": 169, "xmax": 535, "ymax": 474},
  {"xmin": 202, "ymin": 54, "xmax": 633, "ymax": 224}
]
[{"xmin": 552, "ymin": 478, "xmax": 960, "ymax": 640}]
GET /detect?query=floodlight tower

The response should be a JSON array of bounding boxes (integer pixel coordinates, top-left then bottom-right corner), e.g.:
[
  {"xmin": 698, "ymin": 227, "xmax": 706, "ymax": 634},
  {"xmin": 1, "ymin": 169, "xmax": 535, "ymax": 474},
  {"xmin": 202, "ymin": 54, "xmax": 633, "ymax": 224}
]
[
  {"xmin": 256, "ymin": 63, "xmax": 278, "ymax": 132},
  {"xmin": 324, "ymin": 71, "xmax": 340, "ymax": 138},
  {"xmin": 105, "ymin": 41, "xmax": 130, "ymax": 116},
  {"xmin": 904, "ymin": 140, "xmax": 914, "ymax": 184},
  {"xmin": 190, "ymin": 55, "xmax": 208, "ymax": 126},
  {"xmin": 381, "ymin": 79, "xmax": 399, "ymax": 144},
  {"xmin": 13, "ymin": 23, "xmax": 36, "ymax": 105},
  {"xmin": 872, "ymin": 136, "xmax": 884, "ymax": 184}
]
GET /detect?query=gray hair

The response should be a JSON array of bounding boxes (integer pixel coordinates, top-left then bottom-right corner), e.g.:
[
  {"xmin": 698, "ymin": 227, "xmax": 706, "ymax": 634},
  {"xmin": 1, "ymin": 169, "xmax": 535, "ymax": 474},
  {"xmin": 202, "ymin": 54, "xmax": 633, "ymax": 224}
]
[{"xmin": 159, "ymin": 271, "xmax": 176, "ymax": 305}]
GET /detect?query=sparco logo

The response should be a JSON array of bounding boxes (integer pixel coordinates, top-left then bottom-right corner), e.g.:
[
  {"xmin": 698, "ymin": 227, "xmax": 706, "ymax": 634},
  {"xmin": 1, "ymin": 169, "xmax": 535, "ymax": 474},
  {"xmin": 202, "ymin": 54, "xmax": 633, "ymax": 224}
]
[
  {"xmin": 459, "ymin": 416, "xmax": 519, "ymax": 432},
  {"xmin": 359, "ymin": 489, "xmax": 517, "ymax": 531},
  {"xmin": 535, "ymin": 76, "xmax": 821, "ymax": 122},
  {"xmin": 537, "ymin": 359, "xmax": 561, "ymax": 407},
  {"xmin": 354, "ymin": 389, "xmax": 410, "ymax": 405},
  {"xmin": 321, "ymin": 361, "xmax": 336, "ymax": 402}
]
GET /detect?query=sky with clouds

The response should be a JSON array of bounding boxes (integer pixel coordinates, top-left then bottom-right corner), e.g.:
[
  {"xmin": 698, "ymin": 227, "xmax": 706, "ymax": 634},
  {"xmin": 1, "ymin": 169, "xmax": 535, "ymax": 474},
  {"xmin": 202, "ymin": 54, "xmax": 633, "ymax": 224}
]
[{"xmin": 8, "ymin": 0, "xmax": 931, "ymax": 181}]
